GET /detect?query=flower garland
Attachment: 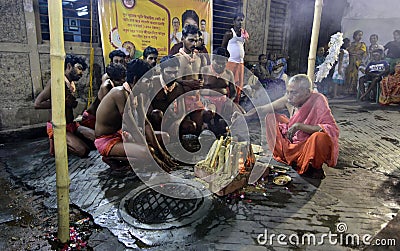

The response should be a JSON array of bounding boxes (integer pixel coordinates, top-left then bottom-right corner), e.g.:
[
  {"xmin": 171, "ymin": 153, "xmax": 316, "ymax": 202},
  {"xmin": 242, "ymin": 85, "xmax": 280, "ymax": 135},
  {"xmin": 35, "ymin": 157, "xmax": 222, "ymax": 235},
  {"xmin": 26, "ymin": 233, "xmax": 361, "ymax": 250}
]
[{"xmin": 315, "ymin": 32, "xmax": 344, "ymax": 83}]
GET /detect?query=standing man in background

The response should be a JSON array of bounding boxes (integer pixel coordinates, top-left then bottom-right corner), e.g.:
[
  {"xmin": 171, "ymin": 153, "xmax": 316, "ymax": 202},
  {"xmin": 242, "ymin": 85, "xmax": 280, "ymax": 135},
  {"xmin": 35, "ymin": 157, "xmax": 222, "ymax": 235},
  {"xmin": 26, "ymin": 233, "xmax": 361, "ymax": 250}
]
[{"xmin": 222, "ymin": 13, "xmax": 249, "ymax": 103}]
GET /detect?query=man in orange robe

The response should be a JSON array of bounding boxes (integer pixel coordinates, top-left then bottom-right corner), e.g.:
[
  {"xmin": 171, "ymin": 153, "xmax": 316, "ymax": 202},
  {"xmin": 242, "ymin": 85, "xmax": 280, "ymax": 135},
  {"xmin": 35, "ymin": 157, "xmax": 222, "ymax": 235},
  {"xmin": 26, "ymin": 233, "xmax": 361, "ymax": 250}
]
[{"xmin": 234, "ymin": 74, "xmax": 339, "ymax": 178}]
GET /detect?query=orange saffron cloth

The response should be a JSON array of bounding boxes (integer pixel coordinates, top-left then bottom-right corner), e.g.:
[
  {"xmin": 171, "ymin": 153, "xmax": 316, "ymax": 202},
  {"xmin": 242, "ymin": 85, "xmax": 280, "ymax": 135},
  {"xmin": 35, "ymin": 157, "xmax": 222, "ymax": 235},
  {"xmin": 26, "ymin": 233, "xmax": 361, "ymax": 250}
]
[
  {"xmin": 265, "ymin": 93, "xmax": 339, "ymax": 174},
  {"xmin": 226, "ymin": 61, "xmax": 244, "ymax": 103}
]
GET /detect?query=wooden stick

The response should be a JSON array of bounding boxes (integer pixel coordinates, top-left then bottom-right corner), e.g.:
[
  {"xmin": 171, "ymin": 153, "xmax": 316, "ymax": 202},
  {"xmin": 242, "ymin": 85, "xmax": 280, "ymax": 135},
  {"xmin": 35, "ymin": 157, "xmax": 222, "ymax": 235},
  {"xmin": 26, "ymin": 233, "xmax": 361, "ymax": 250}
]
[
  {"xmin": 48, "ymin": 1, "xmax": 69, "ymax": 243},
  {"xmin": 307, "ymin": 0, "xmax": 324, "ymax": 82}
]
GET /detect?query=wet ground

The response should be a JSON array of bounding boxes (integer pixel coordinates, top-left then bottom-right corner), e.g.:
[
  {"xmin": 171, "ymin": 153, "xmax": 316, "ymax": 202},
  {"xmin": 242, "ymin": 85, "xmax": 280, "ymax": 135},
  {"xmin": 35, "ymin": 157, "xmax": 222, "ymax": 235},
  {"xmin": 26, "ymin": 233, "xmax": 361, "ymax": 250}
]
[{"xmin": 0, "ymin": 97, "xmax": 399, "ymax": 250}]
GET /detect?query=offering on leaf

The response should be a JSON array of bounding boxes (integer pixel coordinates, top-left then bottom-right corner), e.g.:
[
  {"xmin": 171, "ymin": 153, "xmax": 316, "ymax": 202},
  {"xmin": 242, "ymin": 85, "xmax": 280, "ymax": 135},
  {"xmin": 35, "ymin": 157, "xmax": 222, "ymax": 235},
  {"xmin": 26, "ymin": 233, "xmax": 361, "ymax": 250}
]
[{"xmin": 273, "ymin": 175, "xmax": 292, "ymax": 186}]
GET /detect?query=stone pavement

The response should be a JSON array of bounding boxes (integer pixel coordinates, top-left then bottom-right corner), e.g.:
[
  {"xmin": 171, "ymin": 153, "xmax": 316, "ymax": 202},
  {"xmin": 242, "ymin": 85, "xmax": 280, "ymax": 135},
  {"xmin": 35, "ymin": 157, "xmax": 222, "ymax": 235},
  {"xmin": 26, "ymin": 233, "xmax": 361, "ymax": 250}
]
[{"xmin": 1, "ymin": 97, "xmax": 399, "ymax": 250}]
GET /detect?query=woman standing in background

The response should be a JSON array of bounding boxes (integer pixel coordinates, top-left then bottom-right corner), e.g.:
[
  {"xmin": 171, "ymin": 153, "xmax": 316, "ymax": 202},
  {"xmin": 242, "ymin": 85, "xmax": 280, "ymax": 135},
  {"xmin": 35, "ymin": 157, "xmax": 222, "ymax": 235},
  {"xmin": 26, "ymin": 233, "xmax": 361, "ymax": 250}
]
[{"xmin": 345, "ymin": 30, "xmax": 367, "ymax": 95}]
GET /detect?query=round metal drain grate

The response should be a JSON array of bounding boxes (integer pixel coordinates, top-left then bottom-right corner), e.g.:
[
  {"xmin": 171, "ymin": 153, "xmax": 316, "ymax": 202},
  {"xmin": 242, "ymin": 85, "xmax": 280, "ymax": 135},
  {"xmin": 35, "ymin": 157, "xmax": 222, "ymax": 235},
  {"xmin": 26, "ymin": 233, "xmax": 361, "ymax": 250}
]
[
  {"xmin": 125, "ymin": 188, "xmax": 201, "ymax": 224},
  {"xmin": 119, "ymin": 182, "xmax": 212, "ymax": 230}
]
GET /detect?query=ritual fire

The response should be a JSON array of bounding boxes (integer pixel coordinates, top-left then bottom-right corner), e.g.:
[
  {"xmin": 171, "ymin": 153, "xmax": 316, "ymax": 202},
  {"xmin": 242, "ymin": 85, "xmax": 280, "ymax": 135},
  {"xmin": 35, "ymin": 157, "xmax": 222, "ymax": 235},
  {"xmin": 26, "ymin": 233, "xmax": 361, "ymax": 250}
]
[{"xmin": 194, "ymin": 136, "xmax": 255, "ymax": 196}]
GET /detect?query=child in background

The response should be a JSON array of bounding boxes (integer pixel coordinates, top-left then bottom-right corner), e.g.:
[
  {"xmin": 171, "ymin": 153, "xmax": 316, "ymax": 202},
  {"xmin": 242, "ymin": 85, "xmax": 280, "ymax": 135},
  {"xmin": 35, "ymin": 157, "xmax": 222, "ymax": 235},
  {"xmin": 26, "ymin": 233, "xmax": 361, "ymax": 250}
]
[{"xmin": 332, "ymin": 38, "xmax": 350, "ymax": 98}]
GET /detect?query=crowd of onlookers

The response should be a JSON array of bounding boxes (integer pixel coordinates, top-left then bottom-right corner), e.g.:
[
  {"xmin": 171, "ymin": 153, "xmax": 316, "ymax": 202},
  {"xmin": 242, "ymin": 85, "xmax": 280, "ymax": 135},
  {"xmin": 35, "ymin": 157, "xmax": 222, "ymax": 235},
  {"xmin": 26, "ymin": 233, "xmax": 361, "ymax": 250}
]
[{"xmin": 313, "ymin": 29, "xmax": 400, "ymax": 105}]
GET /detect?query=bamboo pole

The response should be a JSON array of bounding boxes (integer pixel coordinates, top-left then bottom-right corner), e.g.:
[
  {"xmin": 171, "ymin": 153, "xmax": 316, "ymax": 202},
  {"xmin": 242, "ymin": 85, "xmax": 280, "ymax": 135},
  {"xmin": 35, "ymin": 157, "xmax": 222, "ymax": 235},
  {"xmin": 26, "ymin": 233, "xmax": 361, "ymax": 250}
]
[
  {"xmin": 48, "ymin": 1, "xmax": 70, "ymax": 243},
  {"xmin": 307, "ymin": 0, "xmax": 324, "ymax": 82}
]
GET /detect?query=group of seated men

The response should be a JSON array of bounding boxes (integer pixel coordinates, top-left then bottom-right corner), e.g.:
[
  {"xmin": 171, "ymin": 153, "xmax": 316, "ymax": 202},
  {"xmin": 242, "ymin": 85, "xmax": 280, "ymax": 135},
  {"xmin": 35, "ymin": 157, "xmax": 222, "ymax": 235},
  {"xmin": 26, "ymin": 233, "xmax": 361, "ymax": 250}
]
[{"xmin": 35, "ymin": 23, "xmax": 340, "ymax": 179}]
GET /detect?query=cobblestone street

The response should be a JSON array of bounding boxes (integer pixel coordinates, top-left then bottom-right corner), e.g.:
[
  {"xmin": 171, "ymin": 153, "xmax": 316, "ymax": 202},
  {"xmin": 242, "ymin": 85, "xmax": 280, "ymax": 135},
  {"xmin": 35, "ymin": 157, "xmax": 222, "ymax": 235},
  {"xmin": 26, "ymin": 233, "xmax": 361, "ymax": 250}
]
[{"xmin": 0, "ymin": 98, "xmax": 399, "ymax": 250}]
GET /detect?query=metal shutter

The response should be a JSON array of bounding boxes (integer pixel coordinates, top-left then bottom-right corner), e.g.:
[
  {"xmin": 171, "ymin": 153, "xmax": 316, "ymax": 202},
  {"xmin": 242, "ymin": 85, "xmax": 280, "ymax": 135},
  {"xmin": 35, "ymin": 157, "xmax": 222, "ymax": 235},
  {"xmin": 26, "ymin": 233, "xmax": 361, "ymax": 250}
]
[
  {"xmin": 267, "ymin": 0, "xmax": 289, "ymax": 55},
  {"xmin": 212, "ymin": 0, "xmax": 242, "ymax": 49}
]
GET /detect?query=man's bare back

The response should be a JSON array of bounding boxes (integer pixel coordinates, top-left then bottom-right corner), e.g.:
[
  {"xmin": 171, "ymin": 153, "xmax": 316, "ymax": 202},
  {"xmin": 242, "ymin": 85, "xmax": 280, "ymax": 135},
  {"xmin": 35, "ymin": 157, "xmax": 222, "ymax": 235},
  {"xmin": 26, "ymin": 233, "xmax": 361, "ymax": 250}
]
[{"xmin": 95, "ymin": 86, "xmax": 128, "ymax": 137}]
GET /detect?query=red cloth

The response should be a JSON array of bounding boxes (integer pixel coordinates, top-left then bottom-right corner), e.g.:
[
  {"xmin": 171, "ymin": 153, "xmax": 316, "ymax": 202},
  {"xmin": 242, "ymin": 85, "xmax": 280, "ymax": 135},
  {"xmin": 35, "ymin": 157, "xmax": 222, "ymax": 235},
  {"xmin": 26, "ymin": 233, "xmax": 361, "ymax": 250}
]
[
  {"xmin": 379, "ymin": 69, "xmax": 400, "ymax": 105},
  {"xmin": 226, "ymin": 61, "xmax": 244, "ymax": 103},
  {"xmin": 202, "ymin": 95, "xmax": 227, "ymax": 114},
  {"xmin": 94, "ymin": 130, "xmax": 123, "ymax": 156},
  {"xmin": 80, "ymin": 110, "xmax": 96, "ymax": 130},
  {"xmin": 46, "ymin": 121, "xmax": 78, "ymax": 139},
  {"xmin": 265, "ymin": 93, "xmax": 339, "ymax": 174},
  {"xmin": 184, "ymin": 92, "xmax": 205, "ymax": 112}
]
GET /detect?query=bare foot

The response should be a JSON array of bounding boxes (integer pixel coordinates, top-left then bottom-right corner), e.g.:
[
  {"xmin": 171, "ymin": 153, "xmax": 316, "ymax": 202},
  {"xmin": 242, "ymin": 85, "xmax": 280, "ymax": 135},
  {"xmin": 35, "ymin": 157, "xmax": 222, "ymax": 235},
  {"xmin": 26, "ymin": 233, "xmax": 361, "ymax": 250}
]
[
  {"xmin": 102, "ymin": 156, "xmax": 131, "ymax": 171},
  {"xmin": 302, "ymin": 166, "xmax": 326, "ymax": 179},
  {"xmin": 311, "ymin": 168, "xmax": 326, "ymax": 179}
]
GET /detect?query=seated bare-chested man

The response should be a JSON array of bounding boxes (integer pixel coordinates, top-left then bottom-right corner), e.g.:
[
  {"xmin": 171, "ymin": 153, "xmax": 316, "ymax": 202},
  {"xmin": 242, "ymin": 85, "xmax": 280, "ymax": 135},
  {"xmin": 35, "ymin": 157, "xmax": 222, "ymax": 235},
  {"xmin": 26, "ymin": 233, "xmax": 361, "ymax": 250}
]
[
  {"xmin": 80, "ymin": 63, "xmax": 126, "ymax": 132},
  {"xmin": 200, "ymin": 47, "xmax": 237, "ymax": 136},
  {"xmin": 173, "ymin": 24, "xmax": 207, "ymax": 135},
  {"xmin": 95, "ymin": 59, "xmax": 176, "ymax": 172},
  {"xmin": 34, "ymin": 54, "xmax": 93, "ymax": 157},
  {"xmin": 147, "ymin": 55, "xmax": 197, "ymax": 140}
]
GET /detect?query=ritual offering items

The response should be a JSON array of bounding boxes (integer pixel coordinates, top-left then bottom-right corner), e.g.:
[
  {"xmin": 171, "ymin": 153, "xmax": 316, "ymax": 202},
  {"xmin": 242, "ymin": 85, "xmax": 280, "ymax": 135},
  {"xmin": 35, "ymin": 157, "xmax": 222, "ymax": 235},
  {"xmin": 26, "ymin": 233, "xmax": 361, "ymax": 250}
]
[
  {"xmin": 194, "ymin": 136, "xmax": 256, "ymax": 196},
  {"xmin": 273, "ymin": 175, "xmax": 292, "ymax": 186}
]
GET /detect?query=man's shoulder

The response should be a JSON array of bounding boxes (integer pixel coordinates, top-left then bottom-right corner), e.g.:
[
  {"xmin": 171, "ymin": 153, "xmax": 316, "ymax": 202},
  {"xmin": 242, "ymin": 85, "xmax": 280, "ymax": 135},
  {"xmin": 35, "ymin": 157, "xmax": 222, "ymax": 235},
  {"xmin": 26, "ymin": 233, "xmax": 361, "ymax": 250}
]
[
  {"xmin": 105, "ymin": 86, "xmax": 125, "ymax": 98},
  {"xmin": 173, "ymin": 52, "xmax": 183, "ymax": 59},
  {"xmin": 311, "ymin": 92, "xmax": 328, "ymax": 103}
]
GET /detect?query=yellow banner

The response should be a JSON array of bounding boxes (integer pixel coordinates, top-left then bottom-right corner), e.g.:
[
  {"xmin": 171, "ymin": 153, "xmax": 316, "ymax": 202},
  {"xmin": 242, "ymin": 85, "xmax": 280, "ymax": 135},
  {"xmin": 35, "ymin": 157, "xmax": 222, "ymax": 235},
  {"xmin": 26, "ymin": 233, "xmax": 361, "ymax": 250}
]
[{"xmin": 98, "ymin": 0, "xmax": 212, "ymax": 65}]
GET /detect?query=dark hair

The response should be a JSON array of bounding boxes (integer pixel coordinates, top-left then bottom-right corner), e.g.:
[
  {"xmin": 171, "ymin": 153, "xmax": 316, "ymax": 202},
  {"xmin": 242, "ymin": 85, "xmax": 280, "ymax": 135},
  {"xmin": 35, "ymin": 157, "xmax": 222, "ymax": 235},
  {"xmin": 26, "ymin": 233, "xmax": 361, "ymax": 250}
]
[
  {"xmin": 65, "ymin": 54, "xmax": 88, "ymax": 71},
  {"xmin": 126, "ymin": 59, "xmax": 152, "ymax": 84},
  {"xmin": 258, "ymin": 54, "xmax": 266, "ymax": 61},
  {"xmin": 370, "ymin": 34, "xmax": 379, "ymax": 39},
  {"xmin": 182, "ymin": 24, "xmax": 199, "ymax": 38},
  {"xmin": 213, "ymin": 47, "xmax": 230, "ymax": 58},
  {"xmin": 200, "ymin": 19, "xmax": 206, "ymax": 24},
  {"xmin": 108, "ymin": 49, "xmax": 126, "ymax": 60},
  {"xmin": 233, "ymin": 12, "xmax": 245, "ymax": 21},
  {"xmin": 342, "ymin": 38, "xmax": 350, "ymax": 49},
  {"xmin": 159, "ymin": 55, "xmax": 180, "ymax": 71},
  {"xmin": 353, "ymin": 30, "xmax": 363, "ymax": 39},
  {"xmin": 181, "ymin": 9, "xmax": 199, "ymax": 28},
  {"xmin": 106, "ymin": 63, "xmax": 126, "ymax": 81},
  {"xmin": 143, "ymin": 46, "xmax": 159, "ymax": 58}
]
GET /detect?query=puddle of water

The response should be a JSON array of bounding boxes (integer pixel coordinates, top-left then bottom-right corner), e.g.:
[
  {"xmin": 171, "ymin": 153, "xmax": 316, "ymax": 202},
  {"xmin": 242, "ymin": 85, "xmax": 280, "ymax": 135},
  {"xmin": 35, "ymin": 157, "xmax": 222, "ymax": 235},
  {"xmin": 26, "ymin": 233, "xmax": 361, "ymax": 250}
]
[
  {"xmin": 0, "ymin": 211, "xmax": 15, "ymax": 224},
  {"xmin": 381, "ymin": 137, "xmax": 400, "ymax": 147},
  {"xmin": 374, "ymin": 115, "xmax": 389, "ymax": 121},
  {"xmin": 0, "ymin": 176, "xmax": 36, "ymax": 227},
  {"xmin": 193, "ymin": 198, "xmax": 236, "ymax": 238},
  {"xmin": 315, "ymin": 214, "xmax": 341, "ymax": 233},
  {"xmin": 338, "ymin": 121, "xmax": 353, "ymax": 126}
]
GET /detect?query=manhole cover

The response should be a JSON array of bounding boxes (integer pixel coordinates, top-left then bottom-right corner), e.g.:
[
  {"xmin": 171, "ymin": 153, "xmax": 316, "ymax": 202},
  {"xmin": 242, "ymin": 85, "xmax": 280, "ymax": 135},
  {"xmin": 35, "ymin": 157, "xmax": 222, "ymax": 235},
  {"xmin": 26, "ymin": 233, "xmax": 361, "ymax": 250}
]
[{"xmin": 119, "ymin": 182, "xmax": 212, "ymax": 230}]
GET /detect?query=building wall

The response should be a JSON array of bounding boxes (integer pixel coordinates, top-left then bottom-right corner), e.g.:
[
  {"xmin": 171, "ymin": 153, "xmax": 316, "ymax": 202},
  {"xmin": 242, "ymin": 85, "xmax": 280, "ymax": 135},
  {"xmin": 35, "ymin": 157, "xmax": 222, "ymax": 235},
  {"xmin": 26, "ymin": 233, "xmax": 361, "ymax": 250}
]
[
  {"xmin": 0, "ymin": 0, "xmax": 104, "ymax": 133},
  {"xmin": 243, "ymin": 0, "xmax": 290, "ymax": 65},
  {"xmin": 244, "ymin": 0, "xmax": 268, "ymax": 63}
]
